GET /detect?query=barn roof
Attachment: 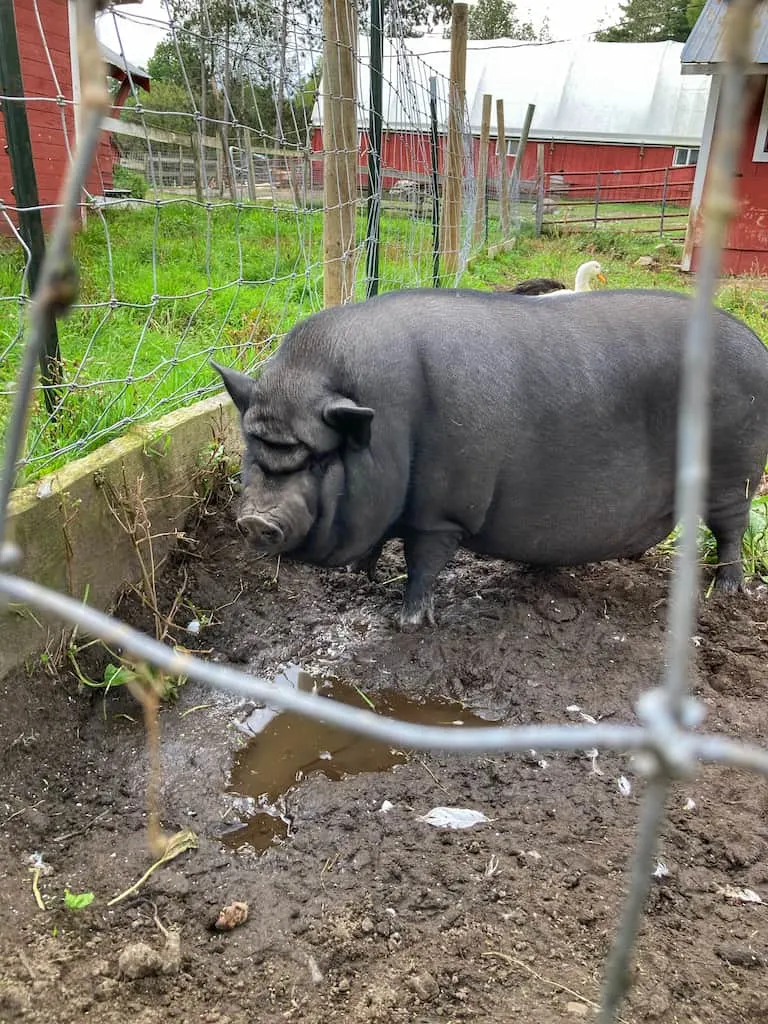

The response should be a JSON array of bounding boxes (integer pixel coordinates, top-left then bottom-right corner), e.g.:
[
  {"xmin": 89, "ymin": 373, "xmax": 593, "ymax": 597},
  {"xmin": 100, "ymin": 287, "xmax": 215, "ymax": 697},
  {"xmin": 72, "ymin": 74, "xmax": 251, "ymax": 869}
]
[
  {"xmin": 313, "ymin": 38, "xmax": 710, "ymax": 147},
  {"xmin": 99, "ymin": 42, "xmax": 150, "ymax": 92},
  {"xmin": 681, "ymin": 0, "xmax": 768, "ymax": 73}
]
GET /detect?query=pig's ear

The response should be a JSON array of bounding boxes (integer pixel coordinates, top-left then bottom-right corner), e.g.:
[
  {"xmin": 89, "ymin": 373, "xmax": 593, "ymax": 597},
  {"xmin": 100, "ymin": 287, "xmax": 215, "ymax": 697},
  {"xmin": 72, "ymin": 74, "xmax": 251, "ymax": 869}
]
[
  {"xmin": 211, "ymin": 361, "xmax": 255, "ymax": 416},
  {"xmin": 323, "ymin": 398, "xmax": 374, "ymax": 450}
]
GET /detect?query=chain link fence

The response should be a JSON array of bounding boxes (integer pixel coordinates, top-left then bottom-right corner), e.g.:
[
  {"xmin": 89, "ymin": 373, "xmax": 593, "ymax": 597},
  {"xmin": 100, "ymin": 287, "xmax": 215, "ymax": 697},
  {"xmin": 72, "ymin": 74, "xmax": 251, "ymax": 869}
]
[{"xmin": 2, "ymin": 3, "xmax": 768, "ymax": 1024}]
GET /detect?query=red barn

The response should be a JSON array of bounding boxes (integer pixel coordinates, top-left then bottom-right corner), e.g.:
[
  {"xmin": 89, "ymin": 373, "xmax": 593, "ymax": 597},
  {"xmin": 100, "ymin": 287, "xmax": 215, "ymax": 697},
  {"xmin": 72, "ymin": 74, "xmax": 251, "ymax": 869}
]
[
  {"xmin": 0, "ymin": 0, "xmax": 149, "ymax": 235},
  {"xmin": 312, "ymin": 37, "xmax": 711, "ymax": 204},
  {"xmin": 681, "ymin": 0, "xmax": 768, "ymax": 275}
]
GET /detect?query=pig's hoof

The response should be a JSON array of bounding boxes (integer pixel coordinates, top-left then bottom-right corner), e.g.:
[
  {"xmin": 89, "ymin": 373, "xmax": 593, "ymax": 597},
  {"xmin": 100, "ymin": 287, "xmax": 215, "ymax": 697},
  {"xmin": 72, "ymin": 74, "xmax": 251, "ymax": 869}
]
[
  {"xmin": 713, "ymin": 566, "xmax": 745, "ymax": 595},
  {"xmin": 396, "ymin": 602, "xmax": 436, "ymax": 630},
  {"xmin": 350, "ymin": 555, "xmax": 379, "ymax": 580}
]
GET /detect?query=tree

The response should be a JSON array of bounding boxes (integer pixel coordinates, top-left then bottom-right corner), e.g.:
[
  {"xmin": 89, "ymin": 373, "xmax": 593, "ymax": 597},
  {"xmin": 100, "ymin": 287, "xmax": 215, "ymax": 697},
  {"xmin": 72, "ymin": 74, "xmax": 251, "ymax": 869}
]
[
  {"xmin": 467, "ymin": 0, "xmax": 550, "ymax": 40},
  {"xmin": 355, "ymin": 0, "xmax": 452, "ymax": 38},
  {"xmin": 687, "ymin": 0, "xmax": 706, "ymax": 28},
  {"xmin": 595, "ymin": 0, "xmax": 691, "ymax": 43}
]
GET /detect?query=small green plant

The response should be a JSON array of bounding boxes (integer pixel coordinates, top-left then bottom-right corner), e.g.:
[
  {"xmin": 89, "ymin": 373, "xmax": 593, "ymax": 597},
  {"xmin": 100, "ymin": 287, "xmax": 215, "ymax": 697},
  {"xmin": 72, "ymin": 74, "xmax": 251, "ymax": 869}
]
[
  {"xmin": 64, "ymin": 889, "xmax": 95, "ymax": 911},
  {"xmin": 69, "ymin": 650, "xmax": 131, "ymax": 691},
  {"xmin": 112, "ymin": 165, "xmax": 148, "ymax": 199},
  {"xmin": 743, "ymin": 493, "xmax": 768, "ymax": 582}
]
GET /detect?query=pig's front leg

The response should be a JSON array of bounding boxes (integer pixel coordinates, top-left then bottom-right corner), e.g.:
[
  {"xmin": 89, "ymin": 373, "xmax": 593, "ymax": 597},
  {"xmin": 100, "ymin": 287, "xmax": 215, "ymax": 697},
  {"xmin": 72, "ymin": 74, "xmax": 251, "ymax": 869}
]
[
  {"xmin": 398, "ymin": 530, "xmax": 461, "ymax": 628},
  {"xmin": 350, "ymin": 539, "xmax": 386, "ymax": 580}
]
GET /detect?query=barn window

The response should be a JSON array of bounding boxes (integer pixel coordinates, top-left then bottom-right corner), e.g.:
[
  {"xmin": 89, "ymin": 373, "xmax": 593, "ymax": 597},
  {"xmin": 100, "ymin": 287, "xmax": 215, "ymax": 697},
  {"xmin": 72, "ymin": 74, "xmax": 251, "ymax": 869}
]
[
  {"xmin": 753, "ymin": 80, "xmax": 768, "ymax": 162},
  {"xmin": 506, "ymin": 138, "xmax": 519, "ymax": 157},
  {"xmin": 673, "ymin": 147, "xmax": 699, "ymax": 167}
]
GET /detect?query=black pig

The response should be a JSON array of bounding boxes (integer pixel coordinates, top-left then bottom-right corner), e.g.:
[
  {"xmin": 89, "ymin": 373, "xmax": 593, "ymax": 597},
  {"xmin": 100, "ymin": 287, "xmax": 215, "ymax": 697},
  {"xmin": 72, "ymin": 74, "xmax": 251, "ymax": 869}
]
[{"xmin": 214, "ymin": 288, "xmax": 768, "ymax": 627}]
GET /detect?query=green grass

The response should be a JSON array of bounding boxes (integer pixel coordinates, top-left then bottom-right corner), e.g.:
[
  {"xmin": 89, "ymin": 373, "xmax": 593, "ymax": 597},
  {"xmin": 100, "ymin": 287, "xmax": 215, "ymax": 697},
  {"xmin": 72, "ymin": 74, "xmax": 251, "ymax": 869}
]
[
  {"xmin": 0, "ymin": 201, "xmax": 438, "ymax": 480},
  {"xmin": 544, "ymin": 200, "xmax": 691, "ymax": 235}
]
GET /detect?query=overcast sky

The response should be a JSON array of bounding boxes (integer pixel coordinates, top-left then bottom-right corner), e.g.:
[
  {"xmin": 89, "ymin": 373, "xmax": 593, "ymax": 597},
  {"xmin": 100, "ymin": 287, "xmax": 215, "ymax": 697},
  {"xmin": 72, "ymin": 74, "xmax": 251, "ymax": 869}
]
[{"xmin": 97, "ymin": 0, "xmax": 624, "ymax": 69}]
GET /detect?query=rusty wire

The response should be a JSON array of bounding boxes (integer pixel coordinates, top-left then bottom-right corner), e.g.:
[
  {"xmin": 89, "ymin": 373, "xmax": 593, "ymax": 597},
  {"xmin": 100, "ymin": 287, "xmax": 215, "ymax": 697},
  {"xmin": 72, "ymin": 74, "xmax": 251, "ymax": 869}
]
[{"xmin": 0, "ymin": 2, "xmax": 765, "ymax": 1022}]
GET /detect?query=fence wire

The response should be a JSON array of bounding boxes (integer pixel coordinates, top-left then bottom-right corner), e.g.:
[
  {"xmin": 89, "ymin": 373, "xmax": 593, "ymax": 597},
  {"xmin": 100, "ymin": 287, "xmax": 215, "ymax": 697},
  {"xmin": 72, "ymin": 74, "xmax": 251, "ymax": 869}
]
[
  {"xmin": 0, "ymin": 0, "xmax": 477, "ymax": 483},
  {"xmin": 1, "ymin": 2, "xmax": 767, "ymax": 1023}
]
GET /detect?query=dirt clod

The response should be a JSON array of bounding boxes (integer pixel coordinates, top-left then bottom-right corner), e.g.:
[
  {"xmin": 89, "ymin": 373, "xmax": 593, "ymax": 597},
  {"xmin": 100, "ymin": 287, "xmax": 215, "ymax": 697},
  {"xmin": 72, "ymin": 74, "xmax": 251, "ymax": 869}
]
[
  {"xmin": 565, "ymin": 1003, "xmax": 589, "ymax": 1017},
  {"xmin": 715, "ymin": 944, "xmax": 767, "ymax": 968},
  {"xmin": 409, "ymin": 971, "xmax": 439, "ymax": 1001},
  {"xmin": 0, "ymin": 983, "xmax": 30, "ymax": 1019},
  {"xmin": 213, "ymin": 901, "xmax": 248, "ymax": 931},
  {"xmin": 118, "ymin": 932, "xmax": 181, "ymax": 980},
  {"xmin": 118, "ymin": 942, "xmax": 167, "ymax": 980}
]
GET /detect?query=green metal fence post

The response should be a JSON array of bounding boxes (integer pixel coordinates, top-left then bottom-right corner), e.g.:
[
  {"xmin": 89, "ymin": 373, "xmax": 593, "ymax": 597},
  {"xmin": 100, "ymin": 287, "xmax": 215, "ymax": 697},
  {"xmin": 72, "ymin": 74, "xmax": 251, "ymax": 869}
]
[
  {"xmin": 0, "ymin": 0, "xmax": 62, "ymax": 415},
  {"xmin": 365, "ymin": 0, "xmax": 383, "ymax": 299}
]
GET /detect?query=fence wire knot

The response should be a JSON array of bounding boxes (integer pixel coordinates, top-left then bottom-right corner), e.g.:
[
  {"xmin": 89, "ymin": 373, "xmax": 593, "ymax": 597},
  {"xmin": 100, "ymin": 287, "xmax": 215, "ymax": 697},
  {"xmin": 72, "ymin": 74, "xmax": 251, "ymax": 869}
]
[
  {"xmin": 634, "ymin": 687, "xmax": 706, "ymax": 780},
  {"xmin": 0, "ymin": 541, "xmax": 22, "ymax": 572}
]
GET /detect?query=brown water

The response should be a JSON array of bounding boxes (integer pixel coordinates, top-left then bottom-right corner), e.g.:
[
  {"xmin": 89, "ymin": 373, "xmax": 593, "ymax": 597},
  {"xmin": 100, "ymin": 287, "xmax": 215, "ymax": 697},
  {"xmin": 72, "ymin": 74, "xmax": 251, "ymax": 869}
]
[{"xmin": 222, "ymin": 663, "xmax": 491, "ymax": 852}]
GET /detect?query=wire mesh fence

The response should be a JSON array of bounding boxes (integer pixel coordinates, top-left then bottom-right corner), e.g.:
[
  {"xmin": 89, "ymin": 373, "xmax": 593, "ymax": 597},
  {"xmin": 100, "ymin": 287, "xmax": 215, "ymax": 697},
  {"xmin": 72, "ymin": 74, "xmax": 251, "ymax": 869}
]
[
  {"xmin": 1, "ymin": 3, "xmax": 768, "ymax": 1024},
  {"xmin": 0, "ymin": 0, "xmax": 481, "ymax": 483}
]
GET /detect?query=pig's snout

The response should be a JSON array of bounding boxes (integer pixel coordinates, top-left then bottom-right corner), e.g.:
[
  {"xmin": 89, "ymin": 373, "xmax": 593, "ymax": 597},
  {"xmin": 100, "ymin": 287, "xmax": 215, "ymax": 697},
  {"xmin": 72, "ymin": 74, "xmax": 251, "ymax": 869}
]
[{"xmin": 236, "ymin": 513, "xmax": 285, "ymax": 548}]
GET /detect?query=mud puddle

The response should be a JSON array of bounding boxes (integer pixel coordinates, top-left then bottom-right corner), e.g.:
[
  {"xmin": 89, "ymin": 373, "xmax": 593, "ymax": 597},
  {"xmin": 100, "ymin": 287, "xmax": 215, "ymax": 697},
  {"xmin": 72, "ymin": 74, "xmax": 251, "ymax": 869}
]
[{"xmin": 223, "ymin": 663, "xmax": 492, "ymax": 851}]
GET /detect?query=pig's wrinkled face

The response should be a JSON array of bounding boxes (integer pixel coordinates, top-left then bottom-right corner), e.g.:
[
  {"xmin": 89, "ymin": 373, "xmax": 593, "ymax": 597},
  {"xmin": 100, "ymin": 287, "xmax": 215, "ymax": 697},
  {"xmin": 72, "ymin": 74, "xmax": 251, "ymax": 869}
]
[{"xmin": 212, "ymin": 361, "xmax": 373, "ymax": 562}]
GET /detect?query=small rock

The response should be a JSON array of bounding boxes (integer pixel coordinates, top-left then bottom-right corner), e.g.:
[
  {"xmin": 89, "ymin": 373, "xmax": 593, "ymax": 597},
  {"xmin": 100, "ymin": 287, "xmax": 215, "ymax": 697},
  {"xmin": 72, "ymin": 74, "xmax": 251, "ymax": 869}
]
[
  {"xmin": 360, "ymin": 917, "xmax": 375, "ymax": 935},
  {"xmin": 634, "ymin": 255, "xmax": 656, "ymax": 267},
  {"xmin": 715, "ymin": 943, "xmax": 766, "ymax": 968},
  {"xmin": 90, "ymin": 958, "xmax": 111, "ymax": 978},
  {"xmin": 214, "ymin": 901, "xmax": 249, "ymax": 931},
  {"xmin": 566, "ymin": 1002, "xmax": 589, "ymax": 1017},
  {"xmin": 353, "ymin": 849, "xmax": 373, "ymax": 871},
  {"xmin": 409, "ymin": 971, "xmax": 439, "ymax": 1002},
  {"xmin": 507, "ymin": 907, "xmax": 527, "ymax": 926},
  {"xmin": 93, "ymin": 978, "xmax": 119, "ymax": 1002},
  {"xmin": 337, "ymin": 978, "xmax": 350, "ymax": 992}
]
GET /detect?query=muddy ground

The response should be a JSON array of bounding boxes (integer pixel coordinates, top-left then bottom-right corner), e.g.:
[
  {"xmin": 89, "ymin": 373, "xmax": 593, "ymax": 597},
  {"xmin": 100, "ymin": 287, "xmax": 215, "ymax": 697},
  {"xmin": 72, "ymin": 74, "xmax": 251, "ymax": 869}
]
[{"xmin": 1, "ymin": 497, "xmax": 768, "ymax": 1024}]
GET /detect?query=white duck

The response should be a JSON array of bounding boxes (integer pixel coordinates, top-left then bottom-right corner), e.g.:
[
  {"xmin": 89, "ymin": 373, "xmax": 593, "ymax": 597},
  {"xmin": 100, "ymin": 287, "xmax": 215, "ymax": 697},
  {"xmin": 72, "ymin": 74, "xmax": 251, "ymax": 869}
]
[
  {"xmin": 561, "ymin": 260, "xmax": 606, "ymax": 296},
  {"xmin": 539, "ymin": 260, "xmax": 606, "ymax": 296}
]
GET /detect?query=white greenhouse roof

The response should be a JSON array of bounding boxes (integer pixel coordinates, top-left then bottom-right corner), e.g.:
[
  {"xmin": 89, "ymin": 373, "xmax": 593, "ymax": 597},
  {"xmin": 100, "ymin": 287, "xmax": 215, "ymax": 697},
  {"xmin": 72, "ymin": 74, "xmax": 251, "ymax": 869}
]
[{"xmin": 313, "ymin": 38, "xmax": 710, "ymax": 147}]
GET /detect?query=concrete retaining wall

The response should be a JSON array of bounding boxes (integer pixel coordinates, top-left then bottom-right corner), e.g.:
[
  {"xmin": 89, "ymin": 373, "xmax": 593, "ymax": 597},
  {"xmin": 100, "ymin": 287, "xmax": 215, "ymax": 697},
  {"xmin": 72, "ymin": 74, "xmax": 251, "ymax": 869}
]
[{"xmin": 0, "ymin": 395, "xmax": 240, "ymax": 681}]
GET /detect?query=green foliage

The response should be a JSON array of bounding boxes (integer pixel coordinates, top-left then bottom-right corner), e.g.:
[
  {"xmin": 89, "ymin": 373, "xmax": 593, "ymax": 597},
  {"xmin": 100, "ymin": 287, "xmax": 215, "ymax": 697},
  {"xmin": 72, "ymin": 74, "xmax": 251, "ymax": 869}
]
[
  {"xmin": 64, "ymin": 890, "xmax": 95, "ymax": 911},
  {"xmin": 743, "ymin": 495, "xmax": 768, "ymax": 582},
  {"xmin": 686, "ymin": 0, "xmax": 706, "ymax": 28},
  {"xmin": 357, "ymin": 0, "xmax": 452, "ymax": 37},
  {"xmin": 467, "ymin": 0, "xmax": 549, "ymax": 40},
  {"xmin": 126, "ymin": 8, "xmax": 322, "ymax": 149},
  {"xmin": 112, "ymin": 166, "xmax": 148, "ymax": 200},
  {"xmin": 596, "ymin": 0, "xmax": 692, "ymax": 42}
]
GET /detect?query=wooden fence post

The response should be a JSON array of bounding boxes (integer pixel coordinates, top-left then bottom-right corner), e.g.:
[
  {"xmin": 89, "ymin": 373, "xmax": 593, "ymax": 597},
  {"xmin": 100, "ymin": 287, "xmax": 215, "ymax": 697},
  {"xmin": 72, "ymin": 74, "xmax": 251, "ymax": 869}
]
[
  {"xmin": 497, "ymin": 98, "xmax": 510, "ymax": 237},
  {"xmin": 439, "ymin": 1, "xmax": 468, "ymax": 280},
  {"xmin": 472, "ymin": 93, "xmax": 492, "ymax": 247},
  {"xmin": 508, "ymin": 102, "xmax": 535, "ymax": 208},
  {"xmin": 191, "ymin": 132, "xmax": 204, "ymax": 202},
  {"xmin": 660, "ymin": 165, "xmax": 670, "ymax": 237},
  {"xmin": 243, "ymin": 131, "xmax": 257, "ymax": 202},
  {"xmin": 535, "ymin": 143, "xmax": 545, "ymax": 236},
  {"xmin": 593, "ymin": 171, "xmax": 602, "ymax": 228},
  {"xmin": 323, "ymin": 0, "xmax": 358, "ymax": 307}
]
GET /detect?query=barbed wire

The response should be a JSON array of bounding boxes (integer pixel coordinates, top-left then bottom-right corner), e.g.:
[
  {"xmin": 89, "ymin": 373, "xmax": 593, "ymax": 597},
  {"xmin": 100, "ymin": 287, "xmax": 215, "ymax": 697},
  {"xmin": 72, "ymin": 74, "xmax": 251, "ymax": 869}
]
[{"xmin": 1, "ymin": 3, "xmax": 766, "ymax": 1024}]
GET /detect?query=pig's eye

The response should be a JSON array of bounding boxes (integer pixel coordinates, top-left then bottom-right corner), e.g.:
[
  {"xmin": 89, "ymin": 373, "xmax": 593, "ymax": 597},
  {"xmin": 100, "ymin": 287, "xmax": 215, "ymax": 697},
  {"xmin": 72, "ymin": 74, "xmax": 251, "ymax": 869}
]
[
  {"xmin": 265, "ymin": 440, "xmax": 298, "ymax": 452},
  {"xmin": 249, "ymin": 434, "xmax": 297, "ymax": 453}
]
